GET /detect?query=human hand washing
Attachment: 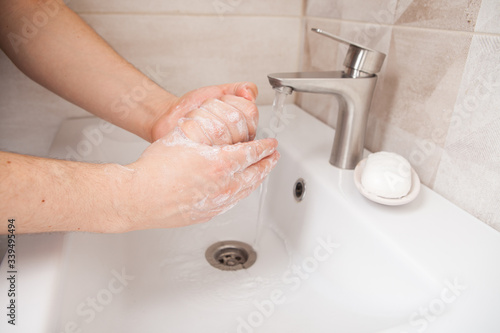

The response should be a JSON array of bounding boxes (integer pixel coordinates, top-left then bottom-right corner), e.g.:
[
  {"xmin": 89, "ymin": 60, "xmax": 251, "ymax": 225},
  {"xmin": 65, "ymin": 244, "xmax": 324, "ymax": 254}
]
[
  {"xmin": 117, "ymin": 81, "xmax": 278, "ymax": 231},
  {"xmin": 0, "ymin": 90, "xmax": 278, "ymax": 234},
  {"xmin": 149, "ymin": 82, "xmax": 259, "ymax": 143},
  {"xmin": 120, "ymin": 129, "xmax": 279, "ymax": 231},
  {"xmin": 0, "ymin": 0, "xmax": 277, "ymax": 234}
]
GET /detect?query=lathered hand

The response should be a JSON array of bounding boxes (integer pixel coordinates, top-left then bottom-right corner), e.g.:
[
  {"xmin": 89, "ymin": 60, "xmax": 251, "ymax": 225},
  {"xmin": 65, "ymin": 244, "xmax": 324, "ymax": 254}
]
[
  {"xmin": 120, "ymin": 129, "xmax": 279, "ymax": 231},
  {"xmin": 177, "ymin": 94, "xmax": 258, "ymax": 145},
  {"xmin": 150, "ymin": 82, "xmax": 258, "ymax": 143}
]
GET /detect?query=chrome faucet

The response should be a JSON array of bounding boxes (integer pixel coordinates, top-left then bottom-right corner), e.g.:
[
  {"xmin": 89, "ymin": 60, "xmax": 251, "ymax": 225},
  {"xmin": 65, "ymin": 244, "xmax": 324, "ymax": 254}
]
[{"xmin": 268, "ymin": 28, "xmax": 386, "ymax": 169}]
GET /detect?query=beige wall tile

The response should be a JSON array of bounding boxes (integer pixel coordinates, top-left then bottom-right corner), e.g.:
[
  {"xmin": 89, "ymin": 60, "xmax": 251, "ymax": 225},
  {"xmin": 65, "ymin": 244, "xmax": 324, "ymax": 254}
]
[
  {"xmin": 370, "ymin": 27, "xmax": 471, "ymax": 147},
  {"xmin": 433, "ymin": 34, "xmax": 500, "ymax": 229},
  {"xmin": 395, "ymin": 0, "xmax": 482, "ymax": 31},
  {"xmin": 306, "ymin": 0, "xmax": 398, "ymax": 24},
  {"xmin": 79, "ymin": 14, "xmax": 301, "ymax": 104},
  {"xmin": 301, "ymin": 19, "xmax": 343, "ymax": 72},
  {"xmin": 68, "ymin": 0, "xmax": 304, "ymax": 16},
  {"xmin": 434, "ymin": 152, "xmax": 500, "ymax": 231},
  {"xmin": 365, "ymin": 117, "xmax": 444, "ymax": 185},
  {"xmin": 442, "ymin": 35, "xmax": 500, "ymax": 147},
  {"xmin": 305, "ymin": 0, "xmax": 483, "ymax": 32},
  {"xmin": 366, "ymin": 26, "xmax": 472, "ymax": 184},
  {"xmin": 475, "ymin": 0, "xmax": 500, "ymax": 33}
]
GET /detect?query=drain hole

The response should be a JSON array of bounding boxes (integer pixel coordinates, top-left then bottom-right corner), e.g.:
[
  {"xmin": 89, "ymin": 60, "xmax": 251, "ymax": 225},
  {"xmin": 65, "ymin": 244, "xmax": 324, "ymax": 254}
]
[
  {"xmin": 206, "ymin": 241, "xmax": 257, "ymax": 271},
  {"xmin": 216, "ymin": 248, "xmax": 248, "ymax": 266},
  {"xmin": 293, "ymin": 178, "xmax": 306, "ymax": 202}
]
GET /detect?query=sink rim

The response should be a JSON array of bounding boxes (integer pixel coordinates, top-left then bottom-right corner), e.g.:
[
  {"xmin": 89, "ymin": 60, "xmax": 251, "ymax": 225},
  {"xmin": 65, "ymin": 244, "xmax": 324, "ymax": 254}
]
[{"xmin": 1, "ymin": 104, "xmax": 500, "ymax": 333}]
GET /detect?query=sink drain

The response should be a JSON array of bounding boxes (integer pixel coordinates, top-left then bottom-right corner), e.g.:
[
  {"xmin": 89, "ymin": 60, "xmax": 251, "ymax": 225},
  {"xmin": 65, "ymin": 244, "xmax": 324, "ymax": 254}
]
[{"xmin": 205, "ymin": 241, "xmax": 257, "ymax": 271}]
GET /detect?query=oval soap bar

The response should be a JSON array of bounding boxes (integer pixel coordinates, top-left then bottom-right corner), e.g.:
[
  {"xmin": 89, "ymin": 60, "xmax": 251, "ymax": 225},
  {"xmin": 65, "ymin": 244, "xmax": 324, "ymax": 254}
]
[{"xmin": 361, "ymin": 152, "xmax": 412, "ymax": 199}]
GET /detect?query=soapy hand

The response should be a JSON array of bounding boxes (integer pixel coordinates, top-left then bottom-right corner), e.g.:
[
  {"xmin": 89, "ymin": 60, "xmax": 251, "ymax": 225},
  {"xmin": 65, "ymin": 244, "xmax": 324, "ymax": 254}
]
[
  {"xmin": 150, "ymin": 82, "xmax": 258, "ymax": 143},
  {"xmin": 176, "ymin": 95, "xmax": 258, "ymax": 145},
  {"xmin": 120, "ymin": 129, "xmax": 279, "ymax": 230},
  {"xmin": 120, "ymin": 81, "xmax": 275, "ymax": 230}
]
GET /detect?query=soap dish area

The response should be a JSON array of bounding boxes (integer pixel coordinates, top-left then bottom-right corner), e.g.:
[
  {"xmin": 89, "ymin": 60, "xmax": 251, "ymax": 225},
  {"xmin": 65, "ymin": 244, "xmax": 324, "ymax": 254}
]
[{"xmin": 353, "ymin": 158, "xmax": 421, "ymax": 206}]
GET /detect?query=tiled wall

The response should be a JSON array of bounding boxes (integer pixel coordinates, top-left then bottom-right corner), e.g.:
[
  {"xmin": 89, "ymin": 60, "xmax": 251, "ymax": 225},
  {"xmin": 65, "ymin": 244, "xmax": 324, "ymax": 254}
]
[
  {"xmin": 1, "ymin": 0, "xmax": 498, "ymax": 230},
  {"xmin": 298, "ymin": 0, "xmax": 500, "ymax": 231}
]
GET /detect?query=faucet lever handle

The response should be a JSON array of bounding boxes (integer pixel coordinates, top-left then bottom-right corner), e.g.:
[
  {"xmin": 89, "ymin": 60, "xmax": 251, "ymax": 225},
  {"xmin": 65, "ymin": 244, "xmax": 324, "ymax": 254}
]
[{"xmin": 312, "ymin": 28, "xmax": 386, "ymax": 77}]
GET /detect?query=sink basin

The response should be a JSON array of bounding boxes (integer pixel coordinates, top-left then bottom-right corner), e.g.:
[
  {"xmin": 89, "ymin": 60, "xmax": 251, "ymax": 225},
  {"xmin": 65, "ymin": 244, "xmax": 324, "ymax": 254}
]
[{"xmin": 2, "ymin": 105, "xmax": 500, "ymax": 333}]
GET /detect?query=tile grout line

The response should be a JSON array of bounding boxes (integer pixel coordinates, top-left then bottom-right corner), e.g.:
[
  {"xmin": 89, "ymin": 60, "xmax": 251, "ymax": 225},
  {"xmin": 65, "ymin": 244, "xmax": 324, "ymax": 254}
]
[
  {"xmin": 305, "ymin": 16, "xmax": 500, "ymax": 38},
  {"xmin": 74, "ymin": 11, "xmax": 303, "ymax": 19},
  {"xmin": 74, "ymin": 12, "xmax": 500, "ymax": 38}
]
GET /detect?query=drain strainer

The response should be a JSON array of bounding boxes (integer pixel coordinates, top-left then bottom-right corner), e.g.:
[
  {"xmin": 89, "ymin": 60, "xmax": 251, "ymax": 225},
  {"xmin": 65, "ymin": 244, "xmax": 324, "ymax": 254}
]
[{"xmin": 205, "ymin": 241, "xmax": 257, "ymax": 271}]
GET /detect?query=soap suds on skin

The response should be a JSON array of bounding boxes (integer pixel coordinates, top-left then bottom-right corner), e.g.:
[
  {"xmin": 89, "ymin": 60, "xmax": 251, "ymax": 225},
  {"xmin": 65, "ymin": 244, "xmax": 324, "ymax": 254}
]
[
  {"xmin": 197, "ymin": 107, "xmax": 232, "ymax": 143},
  {"xmin": 227, "ymin": 109, "xmax": 240, "ymax": 122},
  {"xmin": 178, "ymin": 118, "xmax": 214, "ymax": 145},
  {"xmin": 199, "ymin": 99, "xmax": 250, "ymax": 143},
  {"xmin": 145, "ymin": 114, "xmax": 278, "ymax": 225}
]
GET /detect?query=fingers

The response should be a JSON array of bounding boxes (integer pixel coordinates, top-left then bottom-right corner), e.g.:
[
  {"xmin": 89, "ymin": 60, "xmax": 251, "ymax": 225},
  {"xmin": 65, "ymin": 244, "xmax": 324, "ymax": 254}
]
[
  {"xmin": 198, "ymin": 98, "xmax": 247, "ymax": 144},
  {"xmin": 217, "ymin": 150, "xmax": 280, "ymax": 214},
  {"xmin": 233, "ymin": 150, "xmax": 280, "ymax": 189},
  {"xmin": 181, "ymin": 106, "xmax": 233, "ymax": 146},
  {"xmin": 185, "ymin": 82, "xmax": 258, "ymax": 108},
  {"xmin": 204, "ymin": 155, "xmax": 278, "ymax": 218},
  {"xmin": 219, "ymin": 94, "xmax": 259, "ymax": 140},
  {"xmin": 217, "ymin": 82, "xmax": 258, "ymax": 102},
  {"xmin": 198, "ymin": 148, "xmax": 280, "ymax": 220},
  {"xmin": 180, "ymin": 96, "xmax": 258, "ymax": 145},
  {"xmin": 134, "ymin": 134, "xmax": 279, "ymax": 228},
  {"xmin": 176, "ymin": 118, "xmax": 214, "ymax": 145},
  {"xmin": 222, "ymin": 138, "xmax": 278, "ymax": 172},
  {"xmin": 161, "ymin": 82, "xmax": 259, "ymax": 146}
]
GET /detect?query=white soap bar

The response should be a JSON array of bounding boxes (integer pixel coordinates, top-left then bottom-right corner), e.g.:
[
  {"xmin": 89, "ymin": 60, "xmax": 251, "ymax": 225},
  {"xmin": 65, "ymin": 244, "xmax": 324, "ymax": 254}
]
[{"xmin": 361, "ymin": 152, "xmax": 412, "ymax": 199}]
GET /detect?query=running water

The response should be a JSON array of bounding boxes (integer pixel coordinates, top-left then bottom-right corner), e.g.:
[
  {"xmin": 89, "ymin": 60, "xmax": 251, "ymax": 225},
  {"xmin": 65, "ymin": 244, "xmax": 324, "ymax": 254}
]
[{"xmin": 253, "ymin": 88, "xmax": 291, "ymax": 249}]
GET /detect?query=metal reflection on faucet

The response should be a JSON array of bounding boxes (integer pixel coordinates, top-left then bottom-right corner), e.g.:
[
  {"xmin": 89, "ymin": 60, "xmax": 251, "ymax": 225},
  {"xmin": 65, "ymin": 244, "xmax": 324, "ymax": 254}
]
[{"xmin": 268, "ymin": 28, "xmax": 386, "ymax": 170}]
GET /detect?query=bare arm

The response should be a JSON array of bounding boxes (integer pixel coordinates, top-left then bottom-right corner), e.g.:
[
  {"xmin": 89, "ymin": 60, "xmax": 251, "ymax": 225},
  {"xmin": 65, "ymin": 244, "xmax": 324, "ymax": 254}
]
[
  {"xmin": 0, "ymin": 137, "xmax": 279, "ymax": 234},
  {"xmin": 0, "ymin": 0, "xmax": 176, "ymax": 142},
  {"xmin": 0, "ymin": 151, "xmax": 127, "ymax": 233}
]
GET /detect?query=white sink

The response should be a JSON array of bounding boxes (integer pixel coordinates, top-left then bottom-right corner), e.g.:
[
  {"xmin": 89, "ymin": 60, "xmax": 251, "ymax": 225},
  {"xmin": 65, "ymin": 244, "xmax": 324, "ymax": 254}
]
[{"xmin": 2, "ymin": 105, "xmax": 500, "ymax": 333}]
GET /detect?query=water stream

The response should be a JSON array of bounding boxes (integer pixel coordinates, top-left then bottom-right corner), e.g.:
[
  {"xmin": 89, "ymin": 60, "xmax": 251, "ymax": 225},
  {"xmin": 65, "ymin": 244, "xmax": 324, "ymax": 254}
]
[{"xmin": 253, "ymin": 89, "xmax": 291, "ymax": 249}]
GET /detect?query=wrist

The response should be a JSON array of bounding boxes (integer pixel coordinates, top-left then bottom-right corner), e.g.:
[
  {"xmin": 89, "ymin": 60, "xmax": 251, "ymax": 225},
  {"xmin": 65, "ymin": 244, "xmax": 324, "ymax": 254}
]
[
  {"xmin": 140, "ymin": 88, "xmax": 179, "ymax": 142},
  {"xmin": 93, "ymin": 163, "xmax": 137, "ymax": 233},
  {"xmin": 147, "ymin": 93, "xmax": 182, "ymax": 142},
  {"xmin": 107, "ymin": 75, "xmax": 178, "ymax": 143}
]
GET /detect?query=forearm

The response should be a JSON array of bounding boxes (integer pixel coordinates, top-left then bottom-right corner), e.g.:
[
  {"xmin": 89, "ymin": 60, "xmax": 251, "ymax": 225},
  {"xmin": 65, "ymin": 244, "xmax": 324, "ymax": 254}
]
[
  {"xmin": 0, "ymin": 0, "xmax": 176, "ymax": 142},
  {"xmin": 0, "ymin": 151, "xmax": 128, "ymax": 234}
]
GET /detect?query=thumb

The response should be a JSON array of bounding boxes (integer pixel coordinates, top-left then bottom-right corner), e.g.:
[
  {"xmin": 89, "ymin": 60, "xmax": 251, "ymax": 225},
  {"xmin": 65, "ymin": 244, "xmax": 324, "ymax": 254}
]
[
  {"xmin": 222, "ymin": 138, "xmax": 279, "ymax": 173},
  {"xmin": 217, "ymin": 82, "xmax": 258, "ymax": 102},
  {"xmin": 182, "ymin": 82, "xmax": 258, "ymax": 109},
  {"xmin": 223, "ymin": 139, "xmax": 280, "ymax": 198}
]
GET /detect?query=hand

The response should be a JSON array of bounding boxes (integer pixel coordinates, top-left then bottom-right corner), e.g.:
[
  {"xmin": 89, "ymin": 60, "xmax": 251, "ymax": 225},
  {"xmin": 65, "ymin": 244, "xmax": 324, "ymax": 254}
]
[
  {"xmin": 119, "ymin": 129, "xmax": 279, "ymax": 231},
  {"xmin": 150, "ymin": 82, "xmax": 258, "ymax": 143}
]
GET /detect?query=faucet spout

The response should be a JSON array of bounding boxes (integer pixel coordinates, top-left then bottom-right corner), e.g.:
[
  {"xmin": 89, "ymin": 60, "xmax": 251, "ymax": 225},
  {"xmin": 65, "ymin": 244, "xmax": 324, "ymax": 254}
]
[
  {"xmin": 268, "ymin": 28, "xmax": 385, "ymax": 169},
  {"xmin": 268, "ymin": 71, "xmax": 378, "ymax": 169}
]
